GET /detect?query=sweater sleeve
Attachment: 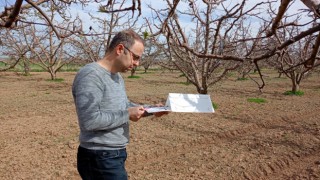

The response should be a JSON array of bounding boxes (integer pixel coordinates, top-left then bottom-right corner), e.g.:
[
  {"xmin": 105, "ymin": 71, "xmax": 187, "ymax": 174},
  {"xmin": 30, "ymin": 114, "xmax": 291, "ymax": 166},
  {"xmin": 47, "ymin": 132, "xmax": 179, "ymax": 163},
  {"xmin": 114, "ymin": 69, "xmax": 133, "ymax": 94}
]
[
  {"xmin": 126, "ymin": 101, "xmax": 139, "ymax": 108},
  {"xmin": 72, "ymin": 71, "xmax": 129, "ymax": 131}
]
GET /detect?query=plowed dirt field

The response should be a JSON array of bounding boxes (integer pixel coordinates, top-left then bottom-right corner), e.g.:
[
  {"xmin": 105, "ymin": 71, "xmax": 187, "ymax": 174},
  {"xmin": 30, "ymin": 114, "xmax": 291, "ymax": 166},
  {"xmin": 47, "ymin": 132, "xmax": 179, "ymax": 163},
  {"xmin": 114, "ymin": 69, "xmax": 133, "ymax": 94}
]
[{"xmin": 0, "ymin": 70, "xmax": 319, "ymax": 180}]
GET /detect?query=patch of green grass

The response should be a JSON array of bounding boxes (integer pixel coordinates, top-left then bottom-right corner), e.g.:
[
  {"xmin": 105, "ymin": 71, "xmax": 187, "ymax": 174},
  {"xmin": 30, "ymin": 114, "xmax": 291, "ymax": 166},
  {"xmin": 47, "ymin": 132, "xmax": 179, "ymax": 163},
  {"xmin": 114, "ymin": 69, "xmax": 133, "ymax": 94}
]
[
  {"xmin": 179, "ymin": 73, "xmax": 186, "ymax": 77},
  {"xmin": 227, "ymin": 72, "xmax": 235, "ymax": 78},
  {"xmin": 250, "ymin": 70, "xmax": 258, "ymax": 74},
  {"xmin": 128, "ymin": 75, "xmax": 141, "ymax": 79},
  {"xmin": 275, "ymin": 74, "xmax": 286, "ymax": 78},
  {"xmin": 148, "ymin": 67, "xmax": 162, "ymax": 71},
  {"xmin": 283, "ymin": 90, "xmax": 304, "ymax": 96},
  {"xmin": 177, "ymin": 82, "xmax": 191, "ymax": 85},
  {"xmin": 0, "ymin": 62, "xmax": 7, "ymax": 67},
  {"xmin": 247, "ymin": 98, "xmax": 267, "ymax": 103},
  {"xmin": 46, "ymin": 78, "xmax": 64, "ymax": 82},
  {"xmin": 23, "ymin": 73, "xmax": 31, "ymax": 76},
  {"xmin": 29, "ymin": 64, "xmax": 44, "ymax": 72},
  {"xmin": 282, "ymin": 133, "xmax": 290, "ymax": 141},
  {"xmin": 138, "ymin": 71, "xmax": 153, "ymax": 74},
  {"xmin": 31, "ymin": 69, "xmax": 45, "ymax": 72},
  {"xmin": 4, "ymin": 62, "xmax": 84, "ymax": 72},
  {"xmin": 237, "ymin": 77, "xmax": 248, "ymax": 81},
  {"xmin": 212, "ymin": 102, "xmax": 218, "ymax": 109},
  {"xmin": 60, "ymin": 68, "xmax": 80, "ymax": 72},
  {"xmin": 59, "ymin": 64, "xmax": 83, "ymax": 72}
]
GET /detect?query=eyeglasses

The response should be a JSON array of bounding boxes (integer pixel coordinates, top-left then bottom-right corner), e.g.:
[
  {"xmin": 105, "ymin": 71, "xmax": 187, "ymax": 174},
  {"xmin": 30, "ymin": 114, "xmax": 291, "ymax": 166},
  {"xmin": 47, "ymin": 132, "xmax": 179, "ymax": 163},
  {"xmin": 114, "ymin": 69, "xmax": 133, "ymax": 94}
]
[{"xmin": 123, "ymin": 45, "xmax": 141, "ymax": 62}]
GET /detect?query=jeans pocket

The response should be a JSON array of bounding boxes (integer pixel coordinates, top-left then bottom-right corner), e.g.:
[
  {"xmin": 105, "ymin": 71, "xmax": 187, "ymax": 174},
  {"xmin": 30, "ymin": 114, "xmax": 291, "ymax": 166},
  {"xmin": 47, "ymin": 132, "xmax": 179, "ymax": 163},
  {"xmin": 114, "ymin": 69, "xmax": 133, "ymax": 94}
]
[
  {"xmin": 78, "ymin": 148, "xmax": 128, "ymax": 179},
  {"xmin": 95, "ymin": 150, "xmax": 126, "ymax": 172},
  {"xmin": 98, "ymin": 150, "xmax": 120, "ymax": 160}
]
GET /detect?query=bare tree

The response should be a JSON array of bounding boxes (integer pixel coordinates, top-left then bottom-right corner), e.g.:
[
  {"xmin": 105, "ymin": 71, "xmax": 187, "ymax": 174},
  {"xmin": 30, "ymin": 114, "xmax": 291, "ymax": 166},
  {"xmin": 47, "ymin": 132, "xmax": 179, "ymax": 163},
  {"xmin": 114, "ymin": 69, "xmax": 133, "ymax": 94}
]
[
  {"xmin": 68, "ymin": 0, "xmax": 141, "ymax": 69},
  {"xmin": 23, "ymin": 25, "xmax": 68, "ymax": 79},
  {"xmin": 1, "ymin": 0, "xmax": 143, "ymax": 78},
  {"xmin": 1, "ymin": 0, "xmax": 320, "ymax": 90},
  {"xmin": 147, "ymin": 0, "xmax": 276, "ymax": 94},
  {"xmin": 0, "ymin": 0, "xmax": 143, "ymax": 38},
  {"xmin": 267, "ymin": 23, "xmax": 320, "ymax": 92},
  {"xmin": 266, "ymin": 0, "xmax": 320, "ymax": 68},
  {"xmin": 18, "ymin": 1, "xmax": 83, "ymax": 80},
  {"xmin": 145, "ymin": 0, "xmax": 320, "ymax": 93},
  {"xmin": 0, "ymin": 28, "xmax": 30, "ymax": 74},
  {"xmin": 139, "ymin": 37, "xmax": 160, "ymax": 73},
  {"xmin": 1, "ymin": 0, "xmax": 320, "ymax": 39}
]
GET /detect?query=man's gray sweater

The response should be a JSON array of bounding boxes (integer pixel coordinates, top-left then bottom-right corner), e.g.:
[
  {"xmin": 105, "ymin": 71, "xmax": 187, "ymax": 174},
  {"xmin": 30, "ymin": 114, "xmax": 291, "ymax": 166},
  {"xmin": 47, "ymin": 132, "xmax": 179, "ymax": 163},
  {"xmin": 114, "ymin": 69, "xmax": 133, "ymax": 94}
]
[{"xmin": 72, "ymin": 62, "xmax": 136, "ymax": 150}]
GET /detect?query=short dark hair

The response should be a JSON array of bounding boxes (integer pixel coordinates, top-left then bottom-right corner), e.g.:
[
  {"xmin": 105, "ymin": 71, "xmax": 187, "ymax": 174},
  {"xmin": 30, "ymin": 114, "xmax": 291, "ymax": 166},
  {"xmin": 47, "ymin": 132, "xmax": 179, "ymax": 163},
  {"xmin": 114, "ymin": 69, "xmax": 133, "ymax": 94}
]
[{"xmin": 106, "ymin": 29, "xmax": 144, "ymax": 53}]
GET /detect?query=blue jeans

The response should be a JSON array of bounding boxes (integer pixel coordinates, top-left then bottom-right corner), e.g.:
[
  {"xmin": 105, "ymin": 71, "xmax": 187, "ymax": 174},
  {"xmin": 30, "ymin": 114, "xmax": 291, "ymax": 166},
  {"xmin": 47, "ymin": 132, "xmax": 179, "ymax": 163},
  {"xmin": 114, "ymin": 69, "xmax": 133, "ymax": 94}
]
[{"xmin": 77, "ymin": 146, "xmax": 128, "ymax": 180}]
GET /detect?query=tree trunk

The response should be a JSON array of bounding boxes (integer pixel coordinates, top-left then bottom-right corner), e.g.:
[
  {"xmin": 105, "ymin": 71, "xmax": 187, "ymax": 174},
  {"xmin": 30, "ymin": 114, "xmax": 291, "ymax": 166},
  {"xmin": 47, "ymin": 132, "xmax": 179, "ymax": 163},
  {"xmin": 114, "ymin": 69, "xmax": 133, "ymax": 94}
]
[
  {"xmin": 23, "ymin": 58, "xmax": 30, "ymax": 76},
  {"xmin": 291, "ymin": 76, "xmax": 300, "ymax": 93},
  {"xmin": 197, "ymin": 86, "xmax": 207, "ymax": 94},
  {"xmin": 130, "ymin": 67, "xmax": 136, "ymax": 76},
  {"xmin": 241, "ymin": 73, "xmax": 246, "ymax": 79},
  {"xmin": 49, "ymin": 68, "xmax": 56, "ymax": 80},
  {"xmin": 292, "ymin": 82, "xmax": 299, "ymax": 93},
  {"xmin": 144, "ymin": 66, "xmax": 149, "ymax": 73}
]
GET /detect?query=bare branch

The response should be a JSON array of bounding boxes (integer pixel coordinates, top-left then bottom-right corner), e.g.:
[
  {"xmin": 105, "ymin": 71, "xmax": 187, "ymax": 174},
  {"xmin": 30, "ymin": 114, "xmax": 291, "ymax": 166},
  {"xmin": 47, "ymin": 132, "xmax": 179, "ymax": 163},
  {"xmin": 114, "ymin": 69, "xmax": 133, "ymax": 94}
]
[
  {"xmin": 100, "ymin": 0, "xmax": 142, "ymax": 17},
  {"xmin": 305, "ymin": 31, "xmax": 320, "ymax": 67},
  {"xmin": 0, "ymin": 57, "xmax": 21, "ymax": 72},
  {"xmin": 4, "ymin": 0, "xmax": 23, "ymax": 28},
  {"xmin": 301, "ymin": 0, "xmax": 320, "ymax": 16},
  {"xmin": 254, "ymin": 23, "xmax": 320, "ymax": 62},
  {"xmin": 266, "ymin": 0, "xmax": 291, "ymax": 37},
  {"xmin": 1, "ymin": 0, "xmax": 49, "ymax": 27},
  {"xmin": 25, "ymin": 0, "xmax": 61, "ymax": 39}
]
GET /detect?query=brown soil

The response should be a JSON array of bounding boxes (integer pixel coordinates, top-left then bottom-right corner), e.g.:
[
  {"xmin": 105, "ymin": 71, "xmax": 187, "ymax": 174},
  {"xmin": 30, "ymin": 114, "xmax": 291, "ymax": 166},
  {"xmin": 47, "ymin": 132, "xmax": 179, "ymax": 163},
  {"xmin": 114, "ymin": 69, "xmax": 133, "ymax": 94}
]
[{"xmin": 0, "ymin": 70, "xmax": 320, "ymax": 180}]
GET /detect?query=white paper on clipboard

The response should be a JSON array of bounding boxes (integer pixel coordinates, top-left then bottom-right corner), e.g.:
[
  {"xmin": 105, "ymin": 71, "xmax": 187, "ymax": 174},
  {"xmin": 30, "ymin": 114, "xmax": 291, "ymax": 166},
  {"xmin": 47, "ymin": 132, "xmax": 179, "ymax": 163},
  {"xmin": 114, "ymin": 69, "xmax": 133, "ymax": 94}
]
[{"xmin": 145, "ymin": 93, "xmax": 214, "ymax": 113}]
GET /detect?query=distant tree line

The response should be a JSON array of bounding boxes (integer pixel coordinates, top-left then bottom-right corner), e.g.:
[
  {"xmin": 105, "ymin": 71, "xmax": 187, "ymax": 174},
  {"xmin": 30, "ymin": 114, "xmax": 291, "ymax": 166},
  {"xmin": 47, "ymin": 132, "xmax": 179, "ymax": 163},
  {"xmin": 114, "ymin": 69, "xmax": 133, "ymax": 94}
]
[{"xmin": 0, "ymin": 0, "xmax": 320, "ymax": 93}]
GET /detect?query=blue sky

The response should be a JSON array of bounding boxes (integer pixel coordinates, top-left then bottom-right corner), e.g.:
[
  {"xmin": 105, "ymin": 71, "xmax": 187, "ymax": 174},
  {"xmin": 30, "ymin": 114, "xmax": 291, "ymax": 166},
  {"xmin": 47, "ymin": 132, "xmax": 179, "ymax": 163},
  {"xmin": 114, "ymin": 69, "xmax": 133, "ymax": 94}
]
[
  {"xmin": 0, "ymin": 0, "xmax": 309, "ymax": 14},
  {"xmin": 0, "ymin": 0, "xmax": 311, "ymax": 35}
]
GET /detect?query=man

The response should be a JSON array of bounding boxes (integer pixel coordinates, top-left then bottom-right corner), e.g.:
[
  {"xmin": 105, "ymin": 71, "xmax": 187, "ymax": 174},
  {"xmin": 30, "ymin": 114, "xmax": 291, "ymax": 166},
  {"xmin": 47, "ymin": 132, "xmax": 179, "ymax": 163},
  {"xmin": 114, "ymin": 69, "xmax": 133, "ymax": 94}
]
[{"xmin": 72, "ymin": 29, "xmax": 166, "ymax": 180}]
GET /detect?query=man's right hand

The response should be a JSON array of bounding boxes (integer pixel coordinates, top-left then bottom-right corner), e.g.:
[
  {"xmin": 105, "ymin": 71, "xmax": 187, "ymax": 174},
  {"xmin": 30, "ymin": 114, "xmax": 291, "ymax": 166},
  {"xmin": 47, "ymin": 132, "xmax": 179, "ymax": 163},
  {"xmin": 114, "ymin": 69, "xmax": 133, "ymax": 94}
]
[{"xmin": 128, "ymin": 106, "xmax": 145, "ymax": 122}]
